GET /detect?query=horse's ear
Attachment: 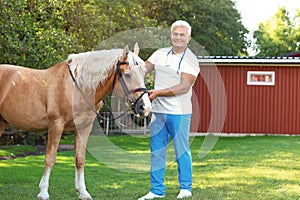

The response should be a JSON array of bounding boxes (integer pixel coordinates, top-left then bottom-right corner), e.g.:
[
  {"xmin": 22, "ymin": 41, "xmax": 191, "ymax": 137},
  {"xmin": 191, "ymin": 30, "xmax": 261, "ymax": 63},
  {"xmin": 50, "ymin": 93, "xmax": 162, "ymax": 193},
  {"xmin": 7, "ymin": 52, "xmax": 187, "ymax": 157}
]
[
  {"xmin": 123, "ymin": 45, "xmax": 129, "ymax": 57},
  {"xmin": 134, "ymin": 42, "xmax": 140, "ymax": 55}
]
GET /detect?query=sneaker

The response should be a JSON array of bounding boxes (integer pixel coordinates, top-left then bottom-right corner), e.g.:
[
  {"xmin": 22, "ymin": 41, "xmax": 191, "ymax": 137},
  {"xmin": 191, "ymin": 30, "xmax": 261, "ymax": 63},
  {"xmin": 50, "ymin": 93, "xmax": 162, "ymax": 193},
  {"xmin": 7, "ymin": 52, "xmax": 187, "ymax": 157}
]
[
  {"xmin": 138, "ymin": 191, "xmax": 165, "ymax": 200},
  {"xmin": 177, "ymin": 189, "xmax": 192, "ymax": 199}
]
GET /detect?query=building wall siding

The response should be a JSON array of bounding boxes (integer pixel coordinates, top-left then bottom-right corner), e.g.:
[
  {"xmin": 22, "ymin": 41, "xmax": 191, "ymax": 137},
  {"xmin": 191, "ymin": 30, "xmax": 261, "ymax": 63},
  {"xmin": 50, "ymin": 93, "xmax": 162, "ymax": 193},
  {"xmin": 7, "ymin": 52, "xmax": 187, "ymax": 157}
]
[{"xmin": 192, "ymin": 64, "xmax": 300, "ymax": 134}]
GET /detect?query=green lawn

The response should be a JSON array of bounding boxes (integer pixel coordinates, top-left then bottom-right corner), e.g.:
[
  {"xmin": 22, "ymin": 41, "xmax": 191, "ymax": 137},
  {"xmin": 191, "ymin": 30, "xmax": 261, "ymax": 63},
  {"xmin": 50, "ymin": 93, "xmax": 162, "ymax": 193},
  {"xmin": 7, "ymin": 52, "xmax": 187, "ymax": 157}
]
[{"xmin": 1, "ymin": 135, "xmax": 300, "ymax": 200}]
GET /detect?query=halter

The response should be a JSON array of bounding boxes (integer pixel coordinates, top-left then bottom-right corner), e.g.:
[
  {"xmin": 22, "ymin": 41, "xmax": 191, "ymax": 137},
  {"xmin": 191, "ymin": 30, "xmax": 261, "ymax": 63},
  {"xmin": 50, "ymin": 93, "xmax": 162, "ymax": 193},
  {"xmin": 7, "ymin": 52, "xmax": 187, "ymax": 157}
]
[
  {"xmin": 68, "ymin": 59, "xmax": 149, "ymax": 122},
  {"xmin": 113, "ymin": 61, "xmax": 149, "ymax": 112}
]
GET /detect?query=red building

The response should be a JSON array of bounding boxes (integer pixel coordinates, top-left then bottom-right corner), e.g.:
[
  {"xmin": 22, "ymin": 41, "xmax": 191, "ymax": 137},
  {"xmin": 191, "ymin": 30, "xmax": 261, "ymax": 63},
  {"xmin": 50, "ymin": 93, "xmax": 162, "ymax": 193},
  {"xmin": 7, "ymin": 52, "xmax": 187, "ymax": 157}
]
[{"xmin": 191, "ymin": 56, "xmax": 300, "ymax": 134}]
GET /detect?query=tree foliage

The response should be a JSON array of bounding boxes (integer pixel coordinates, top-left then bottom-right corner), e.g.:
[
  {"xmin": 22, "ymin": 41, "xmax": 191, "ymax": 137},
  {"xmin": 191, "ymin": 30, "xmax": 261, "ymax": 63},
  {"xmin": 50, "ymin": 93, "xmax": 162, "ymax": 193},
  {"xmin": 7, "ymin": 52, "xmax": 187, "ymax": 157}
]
[
  {"xmin": 253, "ymin": 7, "xmax": 300, "ymax": 56},
  {"xmin": 137, "ymin": 0, "xmax": 248, "ymax": 56},
  {"xmin": 0, "ymin": 0, "xmax": 78, "ymax": 68},
  {"xmin": 0, "ymin": 0, "xmax": 248, "ymax": 69}
]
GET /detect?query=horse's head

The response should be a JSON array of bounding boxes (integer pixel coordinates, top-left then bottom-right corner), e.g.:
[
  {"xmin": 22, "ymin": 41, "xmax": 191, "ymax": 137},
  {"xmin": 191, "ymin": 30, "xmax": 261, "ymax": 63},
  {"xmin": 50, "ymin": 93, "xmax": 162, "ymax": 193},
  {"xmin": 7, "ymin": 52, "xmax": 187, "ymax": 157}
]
[{"xmin": 113, "ymin": 43, "xmax": 151, "ymax": 117}]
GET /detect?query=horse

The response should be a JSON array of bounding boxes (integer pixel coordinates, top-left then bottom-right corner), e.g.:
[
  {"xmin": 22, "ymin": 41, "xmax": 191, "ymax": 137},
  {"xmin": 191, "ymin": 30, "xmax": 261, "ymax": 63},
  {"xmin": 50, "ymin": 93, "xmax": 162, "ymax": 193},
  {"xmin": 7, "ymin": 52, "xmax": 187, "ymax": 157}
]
[{"xmin": 0, "ymin": 44, "xmax": 151, "ymax": 200}]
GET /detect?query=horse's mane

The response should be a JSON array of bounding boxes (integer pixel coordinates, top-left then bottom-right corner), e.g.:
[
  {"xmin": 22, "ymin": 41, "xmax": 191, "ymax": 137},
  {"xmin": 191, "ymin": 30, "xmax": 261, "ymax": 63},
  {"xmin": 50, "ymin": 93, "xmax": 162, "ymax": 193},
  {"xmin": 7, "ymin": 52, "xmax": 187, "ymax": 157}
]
[{"xmin": 68, "ymin": 49, "xmax": 123, "ymax": 90}]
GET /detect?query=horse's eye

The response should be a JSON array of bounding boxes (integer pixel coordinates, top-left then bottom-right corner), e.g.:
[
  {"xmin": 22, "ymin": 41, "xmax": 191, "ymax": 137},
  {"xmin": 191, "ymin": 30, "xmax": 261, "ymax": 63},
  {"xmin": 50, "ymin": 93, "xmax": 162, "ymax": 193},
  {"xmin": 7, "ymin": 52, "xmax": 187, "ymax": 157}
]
[
  {"xmin": 135, "ymin": 61, "xmax": 139, "ymax": 65},
  {"xmin": 124, "ymin": 73, "xmax": 131, "ymax": 79}
]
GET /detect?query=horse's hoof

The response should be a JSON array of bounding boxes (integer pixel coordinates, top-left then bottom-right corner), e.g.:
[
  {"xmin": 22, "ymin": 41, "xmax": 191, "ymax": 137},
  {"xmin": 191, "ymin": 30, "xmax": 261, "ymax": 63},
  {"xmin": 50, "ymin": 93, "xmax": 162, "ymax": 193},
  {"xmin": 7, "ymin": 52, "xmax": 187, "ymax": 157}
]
[
  {"xmin": 37, "ymin": 192, "xmax": 49, "ymax": 200},
  {"xmin": 78, "ymin": 193, "xmax": 93, "ymax": 200},
  {"xmin": 78, "ymin": 197, "xmax": 93, "ymax": 200},
  {"xmin": 37, "ymin": 196, "xmax": 49, "ymax": 200}
]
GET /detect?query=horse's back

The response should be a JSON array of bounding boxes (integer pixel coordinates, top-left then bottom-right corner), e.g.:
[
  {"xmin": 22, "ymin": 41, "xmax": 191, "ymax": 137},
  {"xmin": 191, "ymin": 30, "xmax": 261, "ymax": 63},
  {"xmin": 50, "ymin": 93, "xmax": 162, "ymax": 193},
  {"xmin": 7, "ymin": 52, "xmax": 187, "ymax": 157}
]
[
  {"xmin": 0, "ymin": 64, "xmax": 44, "ymax": 84},
  {"xmin": 0, "ymin": 64, "xmax": 47, "ymax": 97},
  {"xmin": 0, "ymin": 64, "xmax": 29, "ymax": 95},
  {"xmin": 0, "ymin": 63, "xmax": 70, "ymax": 131}
]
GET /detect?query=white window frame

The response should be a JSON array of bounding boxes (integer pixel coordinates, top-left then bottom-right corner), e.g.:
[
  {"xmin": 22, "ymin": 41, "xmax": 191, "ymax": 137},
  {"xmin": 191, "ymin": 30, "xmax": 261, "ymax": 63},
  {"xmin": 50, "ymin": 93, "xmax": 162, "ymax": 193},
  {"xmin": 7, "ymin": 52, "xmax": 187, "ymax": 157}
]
[{"xmin": 247, "ymin": 71, "xmax": 275, "ymax": 86}]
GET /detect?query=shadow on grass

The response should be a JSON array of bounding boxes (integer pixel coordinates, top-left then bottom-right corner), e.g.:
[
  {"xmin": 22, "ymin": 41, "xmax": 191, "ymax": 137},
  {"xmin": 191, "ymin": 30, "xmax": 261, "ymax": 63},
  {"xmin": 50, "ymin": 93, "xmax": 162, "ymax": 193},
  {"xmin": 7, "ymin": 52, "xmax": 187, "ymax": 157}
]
[{"xmin": 1, "ymin": 136, "xmax": 300, "ymax": 199}]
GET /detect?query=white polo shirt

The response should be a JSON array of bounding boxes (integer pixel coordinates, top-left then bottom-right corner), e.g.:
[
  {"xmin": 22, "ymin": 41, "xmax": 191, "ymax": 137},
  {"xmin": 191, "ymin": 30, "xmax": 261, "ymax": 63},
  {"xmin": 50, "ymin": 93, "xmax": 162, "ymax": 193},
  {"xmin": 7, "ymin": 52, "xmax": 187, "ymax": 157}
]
[{"xmin": 148, "ymin": 47, "xmax": 200, "ymax": 114}]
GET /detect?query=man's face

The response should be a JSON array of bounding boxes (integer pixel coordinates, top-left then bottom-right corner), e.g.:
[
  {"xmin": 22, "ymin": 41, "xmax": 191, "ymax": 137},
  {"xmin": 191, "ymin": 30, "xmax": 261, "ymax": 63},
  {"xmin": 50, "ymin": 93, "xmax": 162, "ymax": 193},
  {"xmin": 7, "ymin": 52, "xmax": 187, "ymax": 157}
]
[{"xmin": 170, "ymin": 26, "xmax": 191, "ymax": 49}]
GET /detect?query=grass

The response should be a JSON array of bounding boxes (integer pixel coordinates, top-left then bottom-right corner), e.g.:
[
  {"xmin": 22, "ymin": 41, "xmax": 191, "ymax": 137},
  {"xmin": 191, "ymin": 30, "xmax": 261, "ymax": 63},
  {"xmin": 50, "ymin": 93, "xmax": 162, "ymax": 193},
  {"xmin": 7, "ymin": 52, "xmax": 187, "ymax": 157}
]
[
  {"xmin": 0, "ymin": 145, "xmax": 37, "ymax": 158},
  {"xmin": 1, "ymin": 135, "xmax": 300, "ymax": 199}
]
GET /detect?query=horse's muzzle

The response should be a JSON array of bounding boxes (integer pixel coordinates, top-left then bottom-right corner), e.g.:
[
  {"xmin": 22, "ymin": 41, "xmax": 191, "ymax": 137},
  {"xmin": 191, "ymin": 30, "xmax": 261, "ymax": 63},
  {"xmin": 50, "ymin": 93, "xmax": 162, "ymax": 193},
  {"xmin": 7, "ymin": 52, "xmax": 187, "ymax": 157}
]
[
  {"xmin": 127, "ymin": 88, "xmax": 151, "ymax": 118},
  {"xmin": 134, "ymin": 101, "xmax": 147, "ymax": 117},
  {"xmin": 131, "ymin": 92, "xmax": 151, "ymax": 118}
]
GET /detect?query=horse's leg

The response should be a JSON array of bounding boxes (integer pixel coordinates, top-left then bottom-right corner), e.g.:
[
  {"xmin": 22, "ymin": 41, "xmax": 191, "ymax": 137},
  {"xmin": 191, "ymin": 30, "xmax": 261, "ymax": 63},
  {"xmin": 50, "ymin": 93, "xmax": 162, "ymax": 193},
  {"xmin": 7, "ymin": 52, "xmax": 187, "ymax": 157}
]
[
  {"xmin": 74, "ymin": 126, "xmax": 93, "ymax": 200},
  {"xmin": 37, "ymin": 121, "xmax": 64, "ymax": 200}
]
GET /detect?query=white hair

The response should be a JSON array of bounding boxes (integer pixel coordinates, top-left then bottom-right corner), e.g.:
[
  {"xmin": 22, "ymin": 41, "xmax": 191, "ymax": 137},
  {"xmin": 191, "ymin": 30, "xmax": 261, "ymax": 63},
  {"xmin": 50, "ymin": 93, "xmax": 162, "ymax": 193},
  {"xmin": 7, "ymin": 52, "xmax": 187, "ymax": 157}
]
[
  {"xmin": 171, "ymin": 20, "xmax": 192, "ymax": 36},
  {"xmin": 68, "ymin": 49, "xmax": 123, "ymax": 90},
  {"xmin": 67, "ymin": 49, "xmax": 146, "ymax": 91}
]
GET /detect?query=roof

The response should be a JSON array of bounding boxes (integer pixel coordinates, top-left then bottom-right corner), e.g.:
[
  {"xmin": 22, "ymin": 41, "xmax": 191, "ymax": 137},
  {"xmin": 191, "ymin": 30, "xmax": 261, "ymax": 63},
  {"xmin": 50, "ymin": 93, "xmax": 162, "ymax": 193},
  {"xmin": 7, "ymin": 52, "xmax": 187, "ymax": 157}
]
[
  {"xmin": 282, "ymin": 51, "xmax": 300, "ymax": 57},
  {"xmin": 197, "ymin": 56, "xmax": 300, "ymax": 65}
]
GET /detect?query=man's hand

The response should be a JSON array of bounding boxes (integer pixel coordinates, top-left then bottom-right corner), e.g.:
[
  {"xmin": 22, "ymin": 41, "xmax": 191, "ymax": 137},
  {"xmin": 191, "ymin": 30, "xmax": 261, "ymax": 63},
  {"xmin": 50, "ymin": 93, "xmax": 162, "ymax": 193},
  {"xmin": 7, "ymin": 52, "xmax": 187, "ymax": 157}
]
[{"xmin": 148, "ymin": 90, "xmax": 158, "ymax": 101}]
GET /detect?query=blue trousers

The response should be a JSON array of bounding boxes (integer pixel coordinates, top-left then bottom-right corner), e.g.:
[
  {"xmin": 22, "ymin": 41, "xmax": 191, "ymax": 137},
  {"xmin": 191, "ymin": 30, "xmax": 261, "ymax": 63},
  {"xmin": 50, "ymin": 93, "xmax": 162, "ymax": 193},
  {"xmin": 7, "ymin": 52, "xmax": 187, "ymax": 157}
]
[{"xmin": 149, "ymin": 113, "xmax": 192, "ymax": 196}]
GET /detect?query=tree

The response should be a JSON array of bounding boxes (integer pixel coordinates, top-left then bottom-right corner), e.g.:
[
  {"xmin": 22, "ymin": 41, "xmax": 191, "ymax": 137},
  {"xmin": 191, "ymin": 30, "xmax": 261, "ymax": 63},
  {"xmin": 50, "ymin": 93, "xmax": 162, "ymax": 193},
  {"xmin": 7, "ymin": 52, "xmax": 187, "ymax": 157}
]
[
  {"xmin": 0, "ymin": 0, "xmax": 78, "ymax": 68},
  {"xmin": 0, "ymin": 0, "xmax": 163, "ymax": 68},
  {"xmin": 64, "ymin": 0, "xmax": 160, "ymax": 52},
  {"xmin": 253, "ymin": 7, "xmax": 300, "ymax": 56},
  {"xmin": 0, "ymin": 0, "xmax": 249, "ymax": 69},
  {"xmin": 139, "ymin": 0, "xmax": 249, "ymax": 56},
  {"xmin": 185, "ymin": 0, "xmax": 249, "ymax": 56}
]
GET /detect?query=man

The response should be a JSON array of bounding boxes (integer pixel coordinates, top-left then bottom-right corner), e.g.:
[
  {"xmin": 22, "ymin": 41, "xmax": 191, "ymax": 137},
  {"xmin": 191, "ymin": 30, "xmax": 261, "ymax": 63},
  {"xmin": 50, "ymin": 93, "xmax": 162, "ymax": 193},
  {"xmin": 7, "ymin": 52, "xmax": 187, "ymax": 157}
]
[{"xmin": 138, "ymin": 20, "xmax": 200, "ymax": 200}]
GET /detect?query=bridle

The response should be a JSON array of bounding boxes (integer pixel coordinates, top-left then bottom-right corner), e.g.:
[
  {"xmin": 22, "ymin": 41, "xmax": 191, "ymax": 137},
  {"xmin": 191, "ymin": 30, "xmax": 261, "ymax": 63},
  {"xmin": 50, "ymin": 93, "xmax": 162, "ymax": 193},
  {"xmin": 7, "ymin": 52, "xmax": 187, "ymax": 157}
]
[
  {"xmin": 67, "ymin": 59, "xmax": 149, "ymax": 123},
  {"xmin": 113, "ymin": 61, "xmax": 149, "ymax": 113}
]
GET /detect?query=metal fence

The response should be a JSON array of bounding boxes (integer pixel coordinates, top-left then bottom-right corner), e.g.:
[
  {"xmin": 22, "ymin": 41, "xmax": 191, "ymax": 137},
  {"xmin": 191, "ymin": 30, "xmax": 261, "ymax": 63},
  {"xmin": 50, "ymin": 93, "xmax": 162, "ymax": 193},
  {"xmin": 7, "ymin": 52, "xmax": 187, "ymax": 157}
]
[{"xmin": 98, "ymin": 112, "xmax": 150, "ymax": 135}]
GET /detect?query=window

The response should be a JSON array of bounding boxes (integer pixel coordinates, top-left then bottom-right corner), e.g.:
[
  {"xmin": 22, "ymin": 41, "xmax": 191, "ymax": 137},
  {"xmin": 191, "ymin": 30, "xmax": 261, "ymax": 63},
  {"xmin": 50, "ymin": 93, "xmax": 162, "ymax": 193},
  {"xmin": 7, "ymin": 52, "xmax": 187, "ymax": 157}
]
[{"xmin": 247, "ymin": 71, "xmax": 275, "ymax": 86}]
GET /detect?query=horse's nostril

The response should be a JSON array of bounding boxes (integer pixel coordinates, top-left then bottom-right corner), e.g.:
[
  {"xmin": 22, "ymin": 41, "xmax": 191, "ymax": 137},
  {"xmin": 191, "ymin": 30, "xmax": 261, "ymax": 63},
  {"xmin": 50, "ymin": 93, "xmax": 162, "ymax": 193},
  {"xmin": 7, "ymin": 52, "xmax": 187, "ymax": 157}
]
[
  {"xmin": 139, "ymin": 104, "xmax": 144, "ymax": 110},
  {"xmin": 138, "ymin": 104, "xmax": 144, "ymax": 114},
  {"xmin": 134, "ymin": 102, "xmax": 145, "ymax": 116}
]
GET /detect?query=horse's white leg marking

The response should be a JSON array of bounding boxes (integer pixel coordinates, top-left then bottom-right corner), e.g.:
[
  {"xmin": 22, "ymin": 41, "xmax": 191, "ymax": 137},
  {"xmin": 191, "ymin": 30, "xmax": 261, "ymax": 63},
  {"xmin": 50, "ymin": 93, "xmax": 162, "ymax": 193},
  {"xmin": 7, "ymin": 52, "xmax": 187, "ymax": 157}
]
[
  {"xmin": 76, "ymin": 170, "xmax": 92, "ymax": 200},
  {"xmin": 37, "ymin": 167, "xmax": 51, "ymax": 200},
  {"xmin": 74, "ymin": 128, "xmax": 93, "ymax": 200},
  {"xmin": 37, "ymin": 121, "xmax": 64, "ymax": 200}
]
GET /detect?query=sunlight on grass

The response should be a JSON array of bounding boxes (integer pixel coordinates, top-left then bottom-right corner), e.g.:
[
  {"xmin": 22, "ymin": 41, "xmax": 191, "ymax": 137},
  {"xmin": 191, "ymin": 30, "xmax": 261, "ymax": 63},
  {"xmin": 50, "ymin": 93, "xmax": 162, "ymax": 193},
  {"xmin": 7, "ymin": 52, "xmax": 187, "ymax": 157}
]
[
  {"xmin": 127, "ymin": 150, "xmax": 150, "ymax": 153},
  {"xmin": 190, "ymin": 136, "xmax": 300, "ymax": 200},
  {"xmin": 56, "ymin": 156, "xmax": 74, "ymax": 163},
  {"xmin": 0, "ymin": 150, "xmax": 12, "ymax": 157},
  {"xmin": 1, "ymin": 136, "xmax": 300, "ymax": 200},
  {"xmin": 106, "ymin": 182, "xmax": 122, "ymax": 189},
  {"xmin": 0, "ymin": 145, "xmax": 36, "ymax": 157},
  {"xmin": 86, "ymin": 135, "xmax": 177, "ymax": 173},
  {"xmin": 276, "ymin": 184, "xmax": 300, "ymax": 194},
  {"xmin": 0, "ymin": 162, "xmax": 30, "ymax": 167},
  {"xmin": 86, "ymin": 162, "xmax": 101, "ymax": 167}
]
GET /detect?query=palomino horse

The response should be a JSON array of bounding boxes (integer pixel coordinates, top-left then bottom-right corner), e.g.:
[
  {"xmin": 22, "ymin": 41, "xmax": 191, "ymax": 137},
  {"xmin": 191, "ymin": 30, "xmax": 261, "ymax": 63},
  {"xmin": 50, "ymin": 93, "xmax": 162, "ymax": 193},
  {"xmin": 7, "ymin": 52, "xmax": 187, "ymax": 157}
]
[{"xmin": 0, "ymin": 44, "xmax": 151, "ymax": 200}]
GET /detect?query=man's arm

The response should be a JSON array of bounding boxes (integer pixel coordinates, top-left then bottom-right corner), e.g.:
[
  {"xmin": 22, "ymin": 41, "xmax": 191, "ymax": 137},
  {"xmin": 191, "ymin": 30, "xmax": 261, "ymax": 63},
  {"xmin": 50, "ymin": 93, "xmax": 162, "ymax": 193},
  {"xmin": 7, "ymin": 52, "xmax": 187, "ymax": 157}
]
[{"xmin": 149, "ymin": 72, "xmax": 196, "ymax": 101}]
